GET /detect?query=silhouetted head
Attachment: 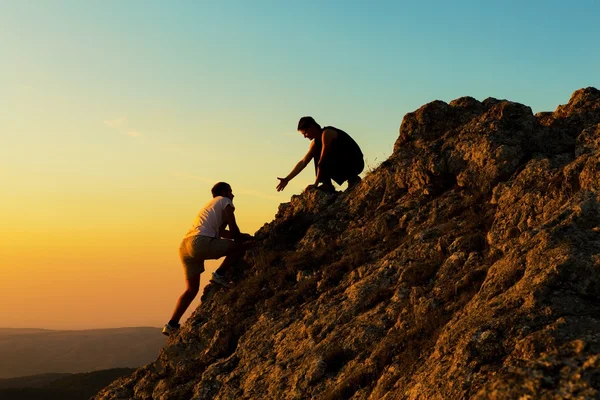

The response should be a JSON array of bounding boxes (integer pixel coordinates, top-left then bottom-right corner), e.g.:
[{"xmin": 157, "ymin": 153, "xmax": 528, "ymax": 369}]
[
  {"xmin": 297, "ymin": 116, "xmax": 321, "ymax": 140},
  {"xmin": 211, "ymin": 182, "xmax": 234, "ymax": 200}
]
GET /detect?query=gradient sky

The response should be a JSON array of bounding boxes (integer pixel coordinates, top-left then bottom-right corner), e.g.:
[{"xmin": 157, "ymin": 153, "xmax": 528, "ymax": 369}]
[{"xmin": 1, "ymin": 1, "xmax": 599, "ymax": 329}]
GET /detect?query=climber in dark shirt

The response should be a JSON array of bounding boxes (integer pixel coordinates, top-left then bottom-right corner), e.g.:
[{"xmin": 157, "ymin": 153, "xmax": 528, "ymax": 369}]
[{"xmin": 276, "ymin": 116, "xmax": 364, "ymax": 193}]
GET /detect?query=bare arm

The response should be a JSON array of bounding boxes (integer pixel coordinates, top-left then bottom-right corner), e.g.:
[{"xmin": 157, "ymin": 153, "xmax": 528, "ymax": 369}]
[
  {"xmin": 276, "ymin": 141, "xmax": 317, "ymax": 191},
  {"xmin": 219, "ymin": 204, "xmax": 241, "ymax": 240},
  {"xmin": 314, "ymin": 128, "xmax": 338, "ymax": 184},
  {"xmin": 219, "ymin": 222, "xmax": 234, "ymax": 239}
]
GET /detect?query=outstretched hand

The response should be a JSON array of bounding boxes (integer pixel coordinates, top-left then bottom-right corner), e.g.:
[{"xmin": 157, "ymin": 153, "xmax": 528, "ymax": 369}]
[{"xmin": 276, "ymin": 177, "xmax": 289, "ymax": 191}]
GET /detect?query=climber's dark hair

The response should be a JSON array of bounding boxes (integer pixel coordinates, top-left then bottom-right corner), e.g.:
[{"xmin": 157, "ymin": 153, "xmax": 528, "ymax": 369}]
[
  {"xmin": 211, "ymin": 182, "xmax": 231, "ymax": 198},
  {"xmin": 298, "ymin": 116, "xmax": 320, "ymax": 131}
]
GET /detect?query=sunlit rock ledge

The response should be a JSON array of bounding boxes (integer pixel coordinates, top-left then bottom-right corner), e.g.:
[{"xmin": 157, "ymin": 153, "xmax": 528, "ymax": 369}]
[{"xmin": 96, "ymin": 87, "xmax": 600, "ymax": 400}]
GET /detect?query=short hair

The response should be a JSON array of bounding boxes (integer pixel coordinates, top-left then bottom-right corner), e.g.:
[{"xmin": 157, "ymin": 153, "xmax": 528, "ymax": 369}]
[
  {"xmin": 297, "ymin": 116, "xmax": 319, "ymax": 131},
  {"xmin": 211, "ymin": 182, "xmax": 231, "ymax": 197}
]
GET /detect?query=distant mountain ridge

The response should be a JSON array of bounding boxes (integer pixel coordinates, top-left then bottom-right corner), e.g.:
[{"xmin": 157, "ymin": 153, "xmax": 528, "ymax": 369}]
[
  {"xmin": 0, "ymin": 327, "xmax": 165, "ymax": 379},
  {"xmin": 0, "ymin": 373, "xmax": 71, "ymax": 389},
  {"xmin": 0, "ymin": 368, "xmax": 134, "ymax": 400},
  {"xmin": 0, "ymin": 328, "xmax": 53, "ymax": 335}
]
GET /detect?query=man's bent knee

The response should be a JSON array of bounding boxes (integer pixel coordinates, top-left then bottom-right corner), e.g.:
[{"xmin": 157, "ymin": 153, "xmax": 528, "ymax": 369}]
[{"xmin": 184, "ymin": 286, "xmax": 199, "ymax": 297}]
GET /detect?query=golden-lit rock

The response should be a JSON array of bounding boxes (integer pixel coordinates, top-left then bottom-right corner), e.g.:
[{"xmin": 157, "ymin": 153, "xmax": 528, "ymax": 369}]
[{"xmin": 95, "ymin": 87, "xmax": 600, "ymax": 399}]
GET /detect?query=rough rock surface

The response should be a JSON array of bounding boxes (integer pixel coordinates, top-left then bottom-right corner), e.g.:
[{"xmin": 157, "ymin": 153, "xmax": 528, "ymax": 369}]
[{"xmin": 95, "ymin": 88, "xmax": 600, "ymax": 399}]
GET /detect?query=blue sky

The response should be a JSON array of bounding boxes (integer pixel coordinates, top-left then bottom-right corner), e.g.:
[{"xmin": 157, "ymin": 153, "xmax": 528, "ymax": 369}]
[{"xmin": 1, "ymin": 1, "xmax": 599, "ymax": 328}]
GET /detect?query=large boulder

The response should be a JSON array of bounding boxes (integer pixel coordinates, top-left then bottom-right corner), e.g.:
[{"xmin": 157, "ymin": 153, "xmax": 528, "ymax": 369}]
[{"xmin": 95, "ymin": 88, "xmax": 600, "ymax": 400}]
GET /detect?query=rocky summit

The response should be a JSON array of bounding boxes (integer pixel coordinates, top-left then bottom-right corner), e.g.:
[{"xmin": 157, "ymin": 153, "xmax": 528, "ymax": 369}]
[{"xmin": 95, "ymin": 88, "xmax": 600, "ymax": 400}]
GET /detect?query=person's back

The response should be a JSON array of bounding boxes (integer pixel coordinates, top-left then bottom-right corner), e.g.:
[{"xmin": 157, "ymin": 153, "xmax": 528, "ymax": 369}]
[
  {"xmin": 314, "ymin": 125, "xmax": 363, "ymax": 165},
  {"xmin": 184, "ymin": 196, "xmax": 233, "ymax": 240}
]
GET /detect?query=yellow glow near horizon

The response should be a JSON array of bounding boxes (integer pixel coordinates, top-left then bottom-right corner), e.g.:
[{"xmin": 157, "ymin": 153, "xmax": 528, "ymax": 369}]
[
  {"xmin": 0, "ymin": 200, "xmax": 283, "ymax": 330},
  {"xmin": 0, "ymin": 154, "xmax": 297, "ymax": 329}
]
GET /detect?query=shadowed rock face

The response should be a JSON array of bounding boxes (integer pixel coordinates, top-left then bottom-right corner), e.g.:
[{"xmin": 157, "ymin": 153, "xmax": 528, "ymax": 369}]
[{"xmin": 95, "ymin": 88, "xmax": 600, "ymax": 400}]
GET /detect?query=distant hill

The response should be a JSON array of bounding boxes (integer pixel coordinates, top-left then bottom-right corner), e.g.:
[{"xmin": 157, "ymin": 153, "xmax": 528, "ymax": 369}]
[
  {"xmin": 0, "ymin": 373, "xmax": 71, "ymax": 389},
  {"xmin": 0, "ymin": 327, "xmax": 165, "ymax": 378},
  {"xmin": 0, "ymin": 368, "xmax": 134, "ymax": 400}
]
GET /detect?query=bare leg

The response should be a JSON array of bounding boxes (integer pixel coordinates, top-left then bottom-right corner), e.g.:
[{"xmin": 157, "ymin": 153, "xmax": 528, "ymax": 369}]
[
  {"xmin": 319, "ymin": 178, "xmax": 335, "ymax": 191},
  {"xmin": 214, "ymin": 243, "xmax": 246, "ymax": 277},
  {"xmin": 317, "ymin": 166, "xmax": 335, "ymax": 191},
  {"xmin": 169, "ymin": 274, "xmax": 200, "ymax": 324}
]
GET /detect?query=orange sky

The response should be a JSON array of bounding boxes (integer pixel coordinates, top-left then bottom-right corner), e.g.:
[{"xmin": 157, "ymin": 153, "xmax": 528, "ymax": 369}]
[
  {"xmin": 0, "ymin": 191, "xmax": 287, "ymax": 329},
  {"xmin": 0, "ymin": 168, "xmax": 300, "ymax": 329}
]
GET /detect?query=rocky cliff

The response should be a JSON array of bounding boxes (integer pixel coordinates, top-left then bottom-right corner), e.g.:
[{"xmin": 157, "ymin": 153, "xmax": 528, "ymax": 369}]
[{"xmin": 95, "ymin": 88, "xmax": 600, "ymax": 399}]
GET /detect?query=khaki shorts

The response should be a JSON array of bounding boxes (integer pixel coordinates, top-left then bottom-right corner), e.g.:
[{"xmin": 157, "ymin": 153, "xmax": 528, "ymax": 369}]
[{"xmin": 179, "ymin": 236, "xmax": 237, "ymax": 279}]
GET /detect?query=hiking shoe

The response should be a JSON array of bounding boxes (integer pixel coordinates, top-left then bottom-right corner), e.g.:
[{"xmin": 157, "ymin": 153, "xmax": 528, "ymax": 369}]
[
  {"xmin": 347, "ymin": 176, "xmax": 362, "ymax": 190},
  {"xmin": 316, "ymin": 183, "xmax": 336, "ymax": 193},
  {"xmin": 210, "ymin": 272, "xmax": 231, "ymax": 288},
  {"xmin": 162, "ymin": 322, "xmax": 179, "ymax": 336}
]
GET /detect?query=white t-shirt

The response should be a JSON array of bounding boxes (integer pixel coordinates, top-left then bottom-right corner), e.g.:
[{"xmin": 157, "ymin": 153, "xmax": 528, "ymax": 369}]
[{"xmin": 184, "ymin": 196, "xmax": 234, "ymax": 239}]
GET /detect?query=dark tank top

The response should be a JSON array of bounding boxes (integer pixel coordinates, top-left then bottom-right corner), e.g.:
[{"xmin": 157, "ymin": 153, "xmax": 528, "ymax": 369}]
[{"xmin": 313, "ymin": 126, "xmax": 363, "ymax": 172}]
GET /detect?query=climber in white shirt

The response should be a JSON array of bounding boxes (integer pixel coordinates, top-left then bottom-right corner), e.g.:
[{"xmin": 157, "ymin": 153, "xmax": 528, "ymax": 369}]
[{"xmin": 162, "ymin": 182, "xmax": 252, "ymax": 336}]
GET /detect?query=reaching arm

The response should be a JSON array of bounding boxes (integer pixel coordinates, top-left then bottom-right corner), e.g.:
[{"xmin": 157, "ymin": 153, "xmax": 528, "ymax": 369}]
[
  {"xmin": 314, "ymin": 128, "xmax": 338, "ymax": 185},
  {"xmin": 276, "ymin": 141, "xmax": 317, "ymax": 191},
  {"xmin": 219, "ymin": 222, "xmax": 233, "ymax": 239}
]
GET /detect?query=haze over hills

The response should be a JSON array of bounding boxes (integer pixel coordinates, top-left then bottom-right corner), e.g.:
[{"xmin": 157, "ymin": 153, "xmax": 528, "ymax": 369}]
[
  {"xmin": 0, "ymin": 327, "xmax": 165, "ymax": 379},
  {"xmin": 0, "ymin": 368, "xmax": 135, "ymax": 400},
  {"xmin": 97, "ymin": 88, "xmax": 600, "ymax": 399}
]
